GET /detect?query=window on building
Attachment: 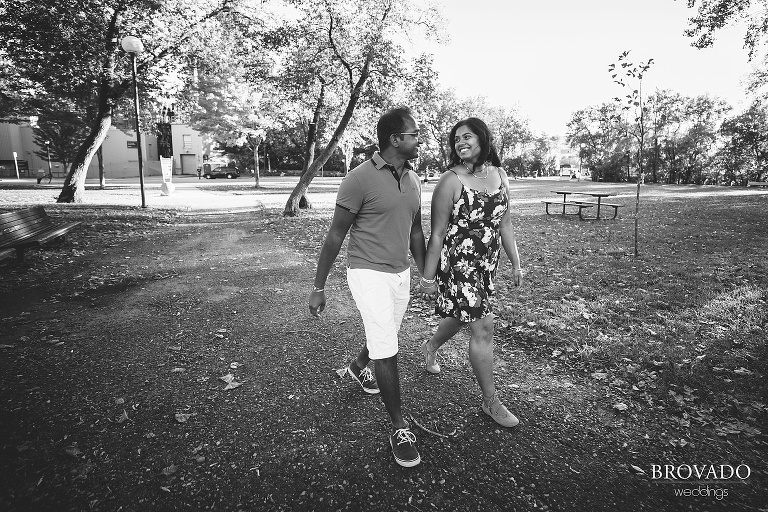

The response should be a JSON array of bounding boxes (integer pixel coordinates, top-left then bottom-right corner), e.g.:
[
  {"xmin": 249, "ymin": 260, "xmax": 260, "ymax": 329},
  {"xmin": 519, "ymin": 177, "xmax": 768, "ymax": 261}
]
[{"xmin": 183, "ymin": 134, "xmax": 192, "ymax": 149}]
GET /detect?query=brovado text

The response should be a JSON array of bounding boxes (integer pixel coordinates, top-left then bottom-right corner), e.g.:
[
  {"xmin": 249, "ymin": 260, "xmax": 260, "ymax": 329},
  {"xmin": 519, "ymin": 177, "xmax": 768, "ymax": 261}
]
[{"xmin": 651, "ymin": 464, "xmax": 751, "ymax": 481}]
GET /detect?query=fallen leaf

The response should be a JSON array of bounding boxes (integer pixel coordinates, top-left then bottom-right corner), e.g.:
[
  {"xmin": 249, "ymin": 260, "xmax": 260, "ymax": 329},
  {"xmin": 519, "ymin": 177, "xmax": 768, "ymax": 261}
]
[
  {"xmin": 65, "ymin": 446, "xmax": 82, "ymax": 458},
  {"xmin": 220, "ymin": 373, "xmax": 242, "ymax": 390},
  {"xmin": 630, "ymin": 465, "xmax": 646, "ymax": 475},
  {"xmin": 115, "ymin": 409, "xmax": 129, "ymax": 424},
  {"xmin": 175, "ymin": 413, "xmax": 192, "ymax": 423},
  {"xmin": 613, "ymin": 403, "xmax": 628, "ymax": 411},
  {"xmin": 162, "ymin": 464, "xmax": 177, "ymax": 476}
]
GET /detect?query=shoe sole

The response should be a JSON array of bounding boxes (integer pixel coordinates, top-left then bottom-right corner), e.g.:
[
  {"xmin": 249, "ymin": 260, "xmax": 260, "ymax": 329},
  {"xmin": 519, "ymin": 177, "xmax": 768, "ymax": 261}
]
[
  {"xmin": 347, "ymin": 367, "xmax": 380, "ymax": 395},
  {"xmin": 482, "ymin": 404, "xmax": 520, "ymax": 427},
  {"xmin": 390, "ymin": 439, "xmax": 421, "ymax": 467}
]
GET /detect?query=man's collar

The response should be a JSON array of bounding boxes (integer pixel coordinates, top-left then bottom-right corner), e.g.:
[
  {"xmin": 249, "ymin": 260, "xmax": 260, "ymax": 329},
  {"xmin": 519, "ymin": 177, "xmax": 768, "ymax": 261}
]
[{"xmin": 372, "ymin": 151, "xmax": 412, "ymax": 172}]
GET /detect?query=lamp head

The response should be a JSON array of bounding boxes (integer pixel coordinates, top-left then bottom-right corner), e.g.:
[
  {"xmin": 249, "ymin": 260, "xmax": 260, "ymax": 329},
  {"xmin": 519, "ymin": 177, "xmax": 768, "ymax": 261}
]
[{"xmin": 121, "ymin": 36, "xmax": 144, "ymax": 54}]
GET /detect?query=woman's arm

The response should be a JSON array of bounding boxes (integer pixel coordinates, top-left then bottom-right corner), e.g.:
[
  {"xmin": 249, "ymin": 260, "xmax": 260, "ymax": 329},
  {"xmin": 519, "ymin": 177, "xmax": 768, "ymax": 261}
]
[
  {"xmin": 497, "ymin": 170, "xmax": 523, "ymax": 286},
  {"xmin": 423, "ymin": 171, "xmax": 461, "ymax": 282}
]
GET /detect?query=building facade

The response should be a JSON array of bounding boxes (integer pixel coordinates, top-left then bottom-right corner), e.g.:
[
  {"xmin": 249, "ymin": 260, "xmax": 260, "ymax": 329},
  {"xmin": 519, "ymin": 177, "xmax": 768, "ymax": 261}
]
[{"xmin": 0, "ymin": 122, "xmax": 217, "ymax": 179}]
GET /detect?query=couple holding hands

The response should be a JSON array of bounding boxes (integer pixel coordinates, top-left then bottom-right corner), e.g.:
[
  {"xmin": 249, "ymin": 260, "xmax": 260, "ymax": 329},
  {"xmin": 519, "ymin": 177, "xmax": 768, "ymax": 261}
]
[{"xmin": 308, "ymin": 107, "xmax": 523, "ymax": 468}]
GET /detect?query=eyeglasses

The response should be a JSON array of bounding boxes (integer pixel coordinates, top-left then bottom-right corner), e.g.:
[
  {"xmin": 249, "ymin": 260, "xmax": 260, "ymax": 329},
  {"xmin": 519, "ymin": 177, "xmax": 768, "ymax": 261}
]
[{"xmin": 395, "ymin": 131, "xmax": 420, "ymax": 138}]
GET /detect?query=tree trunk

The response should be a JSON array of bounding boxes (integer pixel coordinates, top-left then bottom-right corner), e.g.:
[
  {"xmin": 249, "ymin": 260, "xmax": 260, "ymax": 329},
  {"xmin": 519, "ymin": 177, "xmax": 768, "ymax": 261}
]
[
  {"xmin": 57, "ymin": 12, "xmax": 124, "ymax": 203},
  {"xmin": 56, "ymin": 93, "xmax": 116, "ymax": 203},
  {"xmin": 295, "ymin": 82, "xmax": 325, "ymax": 209},
  {"xmin": 97, "ymin": 146, "xmax": 105, "ymax": 189},
  {"xmin": 283, "ymin": 66, "xmax": 370, "ymax": 216}
]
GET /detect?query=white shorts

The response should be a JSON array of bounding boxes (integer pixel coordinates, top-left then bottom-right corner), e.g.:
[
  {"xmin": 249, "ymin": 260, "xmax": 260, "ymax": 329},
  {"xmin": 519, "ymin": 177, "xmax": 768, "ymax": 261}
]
[{"xmin": 346, "ymin": 267, "xmax": 411, "ymax": 360}]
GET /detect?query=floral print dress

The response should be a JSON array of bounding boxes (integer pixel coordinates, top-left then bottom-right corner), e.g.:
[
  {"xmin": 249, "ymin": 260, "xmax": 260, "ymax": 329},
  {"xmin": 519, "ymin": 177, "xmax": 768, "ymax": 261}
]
[{"xmin": 436, "ymin": 169, "xmax": 508, "ymax": 323}]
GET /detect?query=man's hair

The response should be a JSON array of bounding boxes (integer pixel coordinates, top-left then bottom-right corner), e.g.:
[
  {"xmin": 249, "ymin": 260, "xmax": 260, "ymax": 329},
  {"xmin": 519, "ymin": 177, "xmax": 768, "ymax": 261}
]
[
  {"xmin": 376, "ymin": 107, "xmax": 414, "ymax": 151},
  {"xmin": 448, "ymin": 117, "xmax": 501, "ymax": 169}
]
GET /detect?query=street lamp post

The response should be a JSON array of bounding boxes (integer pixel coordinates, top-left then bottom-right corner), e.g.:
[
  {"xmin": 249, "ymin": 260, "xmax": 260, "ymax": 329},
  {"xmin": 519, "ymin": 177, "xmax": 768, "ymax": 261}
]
[{"xmin": 121, "ymin": 35, "xmax": 147, "ymax": 208}]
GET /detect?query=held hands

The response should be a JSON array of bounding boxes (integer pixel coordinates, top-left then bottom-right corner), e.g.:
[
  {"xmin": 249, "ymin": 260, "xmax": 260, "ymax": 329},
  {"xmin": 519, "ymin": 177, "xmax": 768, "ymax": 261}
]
[
  {"xmin": 418, "ymin": 276, "xmax": 437, "ymax": 300},
  {"xmin": 308, "ymin": 288, "xmax": 326, "ymax": 317}
]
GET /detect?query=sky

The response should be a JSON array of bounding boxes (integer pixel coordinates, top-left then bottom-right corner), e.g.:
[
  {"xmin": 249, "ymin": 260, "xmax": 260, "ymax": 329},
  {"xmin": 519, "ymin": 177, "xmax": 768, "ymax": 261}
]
[{"xmin": 422, "ymin": 0, "xmax": 758, "ymax": 135}]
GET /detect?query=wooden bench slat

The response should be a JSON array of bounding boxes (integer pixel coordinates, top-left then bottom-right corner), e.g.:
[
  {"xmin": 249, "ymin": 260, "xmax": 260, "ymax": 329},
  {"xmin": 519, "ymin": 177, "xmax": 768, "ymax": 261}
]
[
  {"xmin": 0, "ymin": 207, "xmax": 82, "ymax": 263},
  {"xmin": 541, "ymin": 200, "xmax": 593, "ymax": 220},
  {"xmin": 572, "ymin": 200, "xmax": 624, "ymax": 208},
  {"xmin": 541, "ymin": 200, "xmax": 593, "ymax": 207}
]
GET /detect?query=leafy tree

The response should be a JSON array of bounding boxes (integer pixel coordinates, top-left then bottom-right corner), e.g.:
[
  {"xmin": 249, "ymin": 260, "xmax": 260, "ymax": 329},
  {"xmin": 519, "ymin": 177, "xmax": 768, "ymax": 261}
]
[
  {"xmin": 0, "ymin": 0, "xmax": 256, "ymax": 203},
  {"xmin": 280, "ymin": 0, "xmax": 442, "ymax": 216},
  {"xmin": 719, "ymin": 99, "xmax": 768, "ymax": 182},
  {"xmin": 192, "ymin": 75, "xmax": 272, "ymax": 186},
  {"xmin": 30, "ymin": 110, "xmax": 90, "ymax": 175},
  {"xmin": 684, "ymin": 0, "xmax": 768, "ymax": 60},
  {"xmin": 486, "ymin": 105, "xmax": 533, "ymax": 168},
  {"xmin": 566, "ymin": 103, "xmax": 625, "ymax": 181},
  {"xmin": 609, "ymin": 50, "xmax": 654, "ymax": 257},
  {"xmin": 685, "ymin": 1, "xmax": 768, "ymax": 99},
  {"xmin": 678, "ymin": 95, "xmax": 731, "ymax": 184},
  {"xmin": 527, "ymin": 135, "xmax": 557, "ymax": 177}
]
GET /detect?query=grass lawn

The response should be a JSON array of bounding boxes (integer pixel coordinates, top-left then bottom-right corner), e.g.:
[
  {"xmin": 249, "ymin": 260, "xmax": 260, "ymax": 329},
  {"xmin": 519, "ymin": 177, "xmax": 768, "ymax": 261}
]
[{"xmin": 0, "ymin": 177, "xmax": 765, "ymax": 511}]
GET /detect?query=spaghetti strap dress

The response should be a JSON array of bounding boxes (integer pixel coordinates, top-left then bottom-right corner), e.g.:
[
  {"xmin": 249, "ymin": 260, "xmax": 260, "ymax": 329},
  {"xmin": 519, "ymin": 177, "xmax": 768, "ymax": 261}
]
[{"xmin": 436, "ymin": 167, "xmax": 508, "ymax": 323}]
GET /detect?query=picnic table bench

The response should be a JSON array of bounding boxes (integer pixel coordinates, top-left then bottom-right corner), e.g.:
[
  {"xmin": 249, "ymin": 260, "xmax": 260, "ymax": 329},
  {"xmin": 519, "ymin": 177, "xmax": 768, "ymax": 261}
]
[
  {"xmin": 545, "ymin": 190, "xmax": 624, "ymax": 220},
  {"xmin": 541, "ymin": 199, "xmax": 594, "ymax": 219},
  {"xmin": 747, "ymin": 181, "xmax": 768, "ymax": 187},
  {"xmin": 0, "ymin": 206, "xmax": 82, "ymax": 264}
]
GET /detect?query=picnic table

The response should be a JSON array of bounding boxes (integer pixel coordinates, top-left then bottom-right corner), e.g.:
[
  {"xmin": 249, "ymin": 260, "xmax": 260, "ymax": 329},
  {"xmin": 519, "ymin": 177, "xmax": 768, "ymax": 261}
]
[{"xmin": 545, "ymin": 190, "xmax": 623, "ymax": 220}]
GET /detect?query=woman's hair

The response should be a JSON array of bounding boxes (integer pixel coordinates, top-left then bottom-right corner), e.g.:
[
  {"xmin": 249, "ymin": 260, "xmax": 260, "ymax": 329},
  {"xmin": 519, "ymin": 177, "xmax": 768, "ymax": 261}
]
[
  {"xmin": 448, "ymin": 117, "xmax": 501, "ymax": 170},
  {"xmin": 377, "ymin": 107, "xmax": 414, "ymax": 151}
]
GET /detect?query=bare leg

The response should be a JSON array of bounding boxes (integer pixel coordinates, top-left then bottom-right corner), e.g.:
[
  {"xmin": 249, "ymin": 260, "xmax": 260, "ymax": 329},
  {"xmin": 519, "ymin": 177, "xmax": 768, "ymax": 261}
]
[
  {"xmin": 468, "ymin": 314, "xmax": 496, "ymax": 398},
  {"xmin": 427, "ymin": 316, "xmax": 464, "ymax": 352},
  {"xmin": 375, "ymin": 354, "xmax": 406, "ymax": 429},
  {"xmin": 355, "ymin": 342, "xmax": 370, "ymax": 370}
]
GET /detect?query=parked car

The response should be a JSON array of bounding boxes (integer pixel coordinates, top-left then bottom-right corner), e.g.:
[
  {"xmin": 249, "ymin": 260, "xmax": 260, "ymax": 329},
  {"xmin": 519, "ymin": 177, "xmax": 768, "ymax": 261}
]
[{"xmin": 204, "ymin": 166, "xmax": 240, "ymax": 179}]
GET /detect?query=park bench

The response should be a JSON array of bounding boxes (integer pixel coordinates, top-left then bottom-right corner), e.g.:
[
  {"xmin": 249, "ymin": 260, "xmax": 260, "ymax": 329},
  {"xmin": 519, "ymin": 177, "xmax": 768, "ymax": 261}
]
[
  {"xmin": 0, "ymin": 206, "xmax": 82, "ymax": 264},
  {"xmin": 541, "ymin": 200, "xmax": 594, "ymax": 220},
  {"xmin": 747, "ymin": 181, "xmax": 768, "ymax": 187}
]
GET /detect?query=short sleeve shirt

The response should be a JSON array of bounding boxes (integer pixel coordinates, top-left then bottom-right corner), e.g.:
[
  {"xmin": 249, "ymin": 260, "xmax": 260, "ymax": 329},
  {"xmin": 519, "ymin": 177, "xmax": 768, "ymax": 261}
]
[{"xmin": 336, "ymin": 152, "xmax": 422, "ymax": 273}]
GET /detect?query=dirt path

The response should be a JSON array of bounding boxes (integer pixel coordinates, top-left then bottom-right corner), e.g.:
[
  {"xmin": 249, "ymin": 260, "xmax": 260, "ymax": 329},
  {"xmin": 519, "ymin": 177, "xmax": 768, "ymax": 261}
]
[{"xmin": 1, "ymin": 208, "xmax": 765, "ymax": 512}]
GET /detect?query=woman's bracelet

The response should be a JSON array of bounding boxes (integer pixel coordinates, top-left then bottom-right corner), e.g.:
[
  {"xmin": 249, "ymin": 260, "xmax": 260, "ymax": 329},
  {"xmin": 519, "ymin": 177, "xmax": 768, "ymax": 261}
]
[
  {"xmin": 420, "ymin": 276, "xmax": 436, "ymax": 285},
  {"xmin": 513, "ymin": 268, "xmax": 523, "ymax": 272},
  {"xmin": 312, "ymin": 286, "xmax": 325, "ymax": 293}
]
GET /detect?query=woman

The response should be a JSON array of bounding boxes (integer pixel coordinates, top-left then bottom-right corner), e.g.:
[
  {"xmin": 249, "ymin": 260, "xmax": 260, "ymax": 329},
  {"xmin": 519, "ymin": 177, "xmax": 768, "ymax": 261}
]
[{"xmin": 419, "ymin": 117, "xmax": 523, "ymax": 427}]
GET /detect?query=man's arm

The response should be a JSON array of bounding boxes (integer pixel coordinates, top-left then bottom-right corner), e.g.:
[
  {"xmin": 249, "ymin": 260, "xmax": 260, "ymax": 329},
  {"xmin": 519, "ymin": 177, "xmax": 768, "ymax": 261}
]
[
  {"xmin": 409, "ymin": 207, "xmax": 427, "ymax": 276},
  {"xmin": 309, "ymin": 205, "xmax": 356, "ymax": 317}
]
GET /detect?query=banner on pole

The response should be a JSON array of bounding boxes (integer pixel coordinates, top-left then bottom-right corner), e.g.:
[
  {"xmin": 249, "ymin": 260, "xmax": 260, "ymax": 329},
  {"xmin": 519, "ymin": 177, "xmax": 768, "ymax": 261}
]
[{"xmin": 160, "ymin": 157, "xmax": 173, "ymax": 183}]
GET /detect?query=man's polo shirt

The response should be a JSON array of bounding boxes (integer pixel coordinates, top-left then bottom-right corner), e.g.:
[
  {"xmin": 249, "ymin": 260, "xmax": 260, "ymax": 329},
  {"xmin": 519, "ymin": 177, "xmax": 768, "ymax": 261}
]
[{"xmin": 336, "ymin": 152, "xmax": 421, "ymax": 273}]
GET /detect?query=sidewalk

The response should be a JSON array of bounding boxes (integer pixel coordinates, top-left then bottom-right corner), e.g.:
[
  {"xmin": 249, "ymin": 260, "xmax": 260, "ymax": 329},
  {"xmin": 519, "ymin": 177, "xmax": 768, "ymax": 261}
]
[{"xmin": 0, "ymin": 175, "xmax": 342, "ymax": 213}]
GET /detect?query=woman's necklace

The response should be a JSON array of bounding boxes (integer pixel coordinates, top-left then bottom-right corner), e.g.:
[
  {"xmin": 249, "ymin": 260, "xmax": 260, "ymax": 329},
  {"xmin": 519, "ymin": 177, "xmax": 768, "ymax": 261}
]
[{"xmin": 462, "ymin": 160, "xmax": 488, "ymax": 179}]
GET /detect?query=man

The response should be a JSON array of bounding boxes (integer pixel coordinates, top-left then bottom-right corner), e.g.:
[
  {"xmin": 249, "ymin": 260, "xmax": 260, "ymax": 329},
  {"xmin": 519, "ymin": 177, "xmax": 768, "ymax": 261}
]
[{"xmin": 308, "ymin": 107, "xmax": 426, "ymax": 467}]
